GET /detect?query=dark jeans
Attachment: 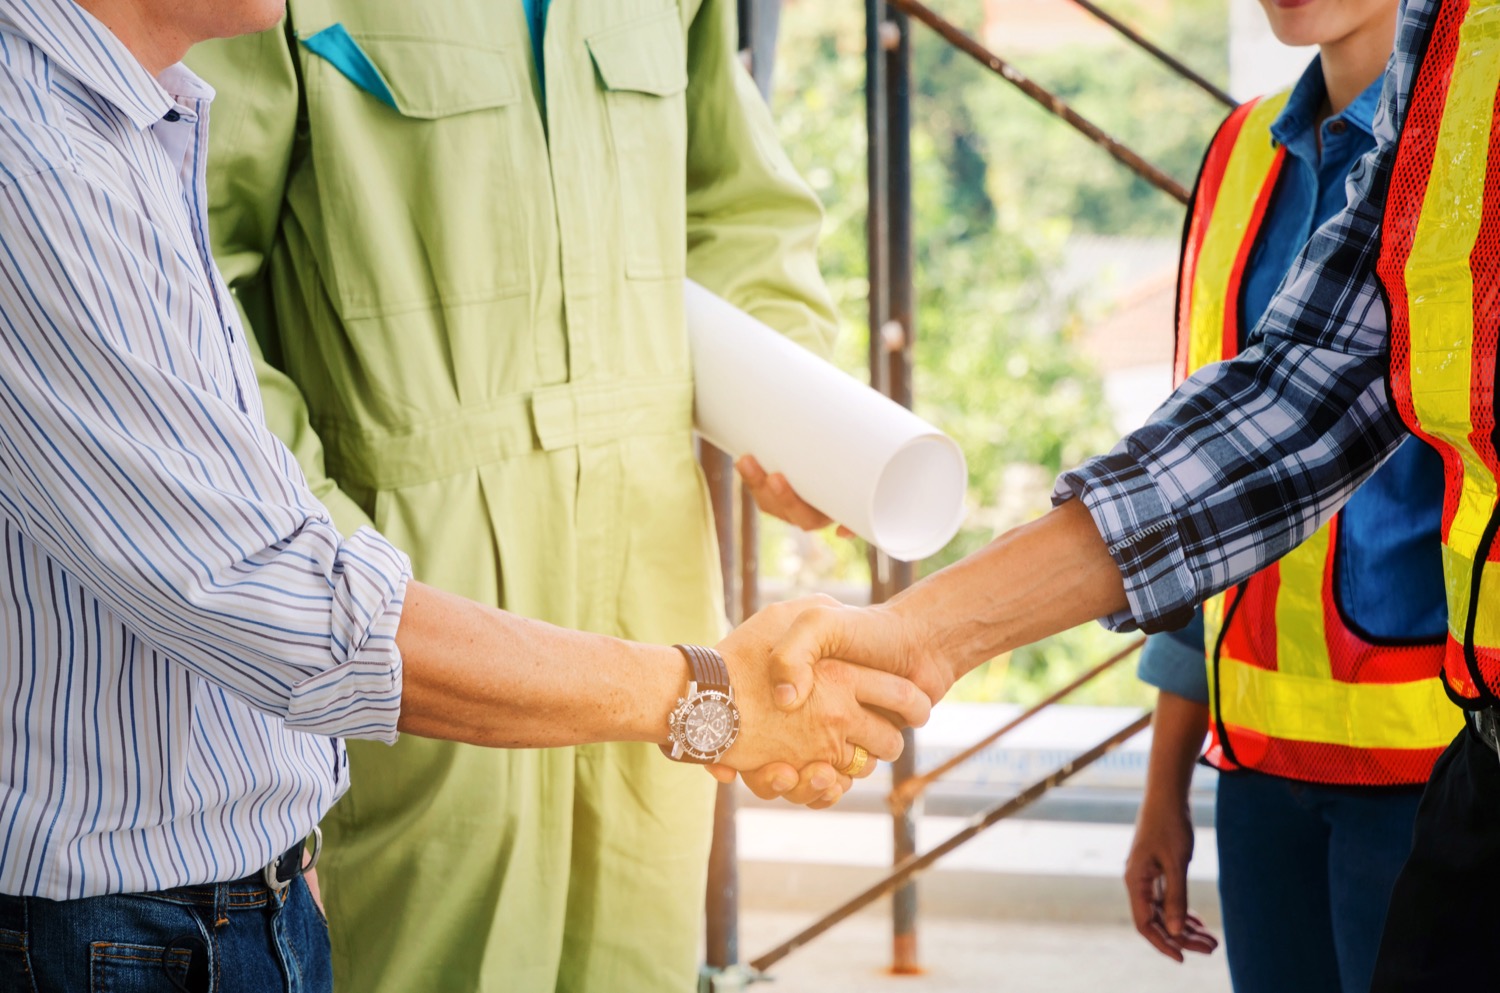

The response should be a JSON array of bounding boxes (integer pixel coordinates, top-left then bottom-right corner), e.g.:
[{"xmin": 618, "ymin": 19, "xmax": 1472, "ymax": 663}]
[
  {"xmin": 1372, "ymin": 726, "xmax": 1500, "ymax": 991},
  {"xmin": 1216, "ymin": 769, "xmax": 1422, "ymax": 993},
  {"xmin": 0, "ymin": 874, "xmax": 329, "ymax": 993}
]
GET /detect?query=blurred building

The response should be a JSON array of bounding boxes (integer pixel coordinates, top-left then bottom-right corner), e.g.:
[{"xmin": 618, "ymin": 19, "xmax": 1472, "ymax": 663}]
[{"xmin": 982, "ymin": 0, "xmax": 1176, "ymax": 52}]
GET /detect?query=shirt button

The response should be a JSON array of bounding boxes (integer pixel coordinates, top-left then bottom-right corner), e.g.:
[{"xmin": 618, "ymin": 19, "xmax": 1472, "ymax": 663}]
[
  {"xmin": 1327, "ymin": 119, "xmax": 1347, "ymax": 136},
  {"xmin": 163, "ymin": 109, "xmax": 181, "ymax": 123}
]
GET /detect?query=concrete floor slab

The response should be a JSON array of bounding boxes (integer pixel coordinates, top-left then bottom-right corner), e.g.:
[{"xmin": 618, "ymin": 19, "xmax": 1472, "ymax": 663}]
[
  {"xmin": 738, "ymin": 910, "xmax": 1231, "ymax": 993},
  {"xmin": 737, "ymin": 811, "xmax": 1222, "ymax": 927}
]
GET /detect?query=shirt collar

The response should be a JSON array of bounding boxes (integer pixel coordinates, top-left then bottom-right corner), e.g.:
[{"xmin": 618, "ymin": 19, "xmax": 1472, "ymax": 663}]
[
  {"xmin": 1269, "ymin": 55, "xmax": 1382, "ymax": 151},
  {"xmin": 0, "ymin": 0, "xmax": 193, "ymax": 129}
]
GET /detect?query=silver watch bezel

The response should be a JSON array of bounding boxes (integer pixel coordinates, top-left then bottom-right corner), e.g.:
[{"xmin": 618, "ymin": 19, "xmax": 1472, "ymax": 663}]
[{"xmin": 668, "ymin": 682, "xmax": 741, "ymax": 762}]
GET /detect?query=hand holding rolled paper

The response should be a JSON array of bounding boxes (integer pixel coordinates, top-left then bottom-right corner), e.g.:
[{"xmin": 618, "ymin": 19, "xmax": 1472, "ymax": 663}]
[
  {"xmin": 735, "ymin": 454, "xmax": 855, "ymax": 537},
  {"xmin": 687, "ymin": 280, "xmax": 967, "ymax": 562}
]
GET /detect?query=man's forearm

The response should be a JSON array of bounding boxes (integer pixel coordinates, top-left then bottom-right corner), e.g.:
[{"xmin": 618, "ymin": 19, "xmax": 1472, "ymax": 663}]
[
  {"xmin": 891, "ymin": 499, "xmax": 1128, "ymax": 686},
  {"xmin": 393, "ymin": 584, "xmax": 930, "ymax": 776},
  {"xmin": 396, "ymin": 581, "xmax": 683, "ymax": 749}
]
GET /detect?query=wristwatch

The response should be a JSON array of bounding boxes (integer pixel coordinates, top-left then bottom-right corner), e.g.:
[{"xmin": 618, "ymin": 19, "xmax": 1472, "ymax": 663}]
[{"xmin": 665, "ymin": 644, "xmax": 741, "ymax": 764}]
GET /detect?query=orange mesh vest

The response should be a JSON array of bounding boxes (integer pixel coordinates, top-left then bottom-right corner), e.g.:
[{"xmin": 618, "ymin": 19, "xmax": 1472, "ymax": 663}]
[
  {"xmin": 1379, "ymin": 0, "xmax": 1500, "ymax": 710},
  {"xmin": 1180, "ymin": 93, "xmax": 1458, "ymax": 785}
]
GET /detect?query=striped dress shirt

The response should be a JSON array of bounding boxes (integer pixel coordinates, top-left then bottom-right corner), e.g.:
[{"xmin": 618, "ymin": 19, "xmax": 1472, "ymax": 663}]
[{"xmin": 0, "ymin": 0, "xmax": 412, "ymax": 900}]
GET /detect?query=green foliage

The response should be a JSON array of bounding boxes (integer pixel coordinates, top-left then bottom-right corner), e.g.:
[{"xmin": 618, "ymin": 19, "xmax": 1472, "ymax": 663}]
[
  {"xmin": 762, "ymin": 1, "xmax": 1227, "ymax": 704},
  {"xmin": 969, "ymin": 3, "xmax": 1231, "ymax": 237}
]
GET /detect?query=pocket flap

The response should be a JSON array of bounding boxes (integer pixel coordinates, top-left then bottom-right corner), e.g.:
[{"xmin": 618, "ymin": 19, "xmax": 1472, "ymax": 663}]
[
  {"xmin": 304, "ymin": 26, "xmax": 519, "ymax": 119},
  {"xmin": 586, "ymin": 9, "xmax": 688, "ymax": 97}
]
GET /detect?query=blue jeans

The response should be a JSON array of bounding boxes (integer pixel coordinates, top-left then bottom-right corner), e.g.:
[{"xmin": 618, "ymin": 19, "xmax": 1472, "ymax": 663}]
[
  {"xmin": 0, "ymin": 874, "xmax": 330, "ymax": 993},
  {"xmin": 1216, "ymin": 770, "xmax": 1421, "ymax": 993}
]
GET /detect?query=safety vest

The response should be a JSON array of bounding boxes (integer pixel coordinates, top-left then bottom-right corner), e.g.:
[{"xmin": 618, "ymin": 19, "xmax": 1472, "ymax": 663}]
[
  {"xmin": 1379, "ymin": 0, "xmax": 1500, "ymax": 709},
  {"xmin": 1180, "ymin": 92, "xmax": 1457, "ymax": 785}
]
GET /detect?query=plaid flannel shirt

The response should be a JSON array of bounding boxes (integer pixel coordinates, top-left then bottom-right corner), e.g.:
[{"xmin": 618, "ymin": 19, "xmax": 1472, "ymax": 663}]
[{"xmin": 1053, "ymin": 0, "xmax": 1442, "ymax": 633}]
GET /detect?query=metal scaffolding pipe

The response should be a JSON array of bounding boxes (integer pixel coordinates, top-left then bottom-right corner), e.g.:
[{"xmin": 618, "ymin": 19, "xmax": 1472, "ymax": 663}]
[
  {"xmin": 883, "ymin": 0, "xmax": 1191, "ymax": 205},
  {"xmin": 887, "ymin": 636, "xmax": 1146, "ymax": 814},
  {"xmin": 749, "ymin": 711, "xmax": 1154, "ymax": 974},
  {"xmin": 872, "ymin": 3, "xmax": 923, "ymax": 976}
]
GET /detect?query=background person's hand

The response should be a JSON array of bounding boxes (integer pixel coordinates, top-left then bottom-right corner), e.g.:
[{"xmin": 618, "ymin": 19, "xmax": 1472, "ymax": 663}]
[
  {"xmin": 736, "ymin": 455, "xmax": 853, "ymax": 536},
  {"xmin": 1124, "ymin": 794, "xmax": 1218, "ymax": 962},
  {"xmin": 713, "ymin": 596, "xmax": 932, "ymax": 780}
]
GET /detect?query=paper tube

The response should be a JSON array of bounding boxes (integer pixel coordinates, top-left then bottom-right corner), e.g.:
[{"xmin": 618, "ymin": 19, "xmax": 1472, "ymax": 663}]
[{"xmin": 687, "ymin": 279, "xmax": 967, "ymax": 562}]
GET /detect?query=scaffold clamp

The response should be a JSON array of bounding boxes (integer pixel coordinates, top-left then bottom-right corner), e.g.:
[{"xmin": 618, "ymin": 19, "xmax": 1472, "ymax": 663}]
[{"xmin": 699, "ymin": 963, "xmax": 769, "ymax": 992}]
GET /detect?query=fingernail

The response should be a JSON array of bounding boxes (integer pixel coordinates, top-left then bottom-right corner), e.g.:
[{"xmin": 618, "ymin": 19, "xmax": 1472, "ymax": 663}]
[
  {"xmin": 774, "ymin": 684, "xmax": 797, "ymax": 708},
  {"xmin": 811, "ymin": 772, "xmax": 834, "ymax": 791},
  {"xmin": 771, "ymin": 773, "xmax": 796, "ymax": 792}
]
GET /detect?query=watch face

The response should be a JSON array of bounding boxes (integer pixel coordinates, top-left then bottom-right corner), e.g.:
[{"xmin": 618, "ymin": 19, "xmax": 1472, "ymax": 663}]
[
  {"xmin": 684, "ymin": 697, "xmax": 735, "ymax": 752},
  {"xmin": 670, "ymin": 689, "xmax": 741, "ymax": 761}
]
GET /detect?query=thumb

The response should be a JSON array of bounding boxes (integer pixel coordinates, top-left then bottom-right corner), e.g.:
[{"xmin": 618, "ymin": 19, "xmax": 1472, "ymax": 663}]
[
  {"xmin": 769, "ymin": 605, "xmax": 857, "ymax": 711},
  {"xmin": 769, "ymin": 652, "xmax": 815, "ymax": 712},
  {"xmin": 773, "ymin": 605, "xmax": 916, "ymax": 709}
]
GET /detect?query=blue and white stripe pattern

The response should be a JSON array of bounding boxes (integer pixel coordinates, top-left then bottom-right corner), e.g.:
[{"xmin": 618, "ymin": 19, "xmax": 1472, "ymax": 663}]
[{"xmin": 0, "ymin": 0, "xmax": 411, "ymax": 900}]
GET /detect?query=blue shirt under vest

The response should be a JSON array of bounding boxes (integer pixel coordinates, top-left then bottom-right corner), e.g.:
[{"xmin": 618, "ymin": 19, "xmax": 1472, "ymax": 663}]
[{"xmin": 1138, "ymin": 57, "xmax": 1448, "ymax": 703}]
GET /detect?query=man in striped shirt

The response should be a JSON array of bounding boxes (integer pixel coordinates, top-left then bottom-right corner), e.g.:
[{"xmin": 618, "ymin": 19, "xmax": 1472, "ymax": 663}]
[{"xmin": 0, "ymin": 2, "xmax": 927, "ymax": 989}]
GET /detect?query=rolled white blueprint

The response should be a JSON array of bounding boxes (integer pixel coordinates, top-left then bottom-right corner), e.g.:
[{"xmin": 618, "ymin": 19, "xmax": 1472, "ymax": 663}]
[{"xmin": 687, "ymin": 279, "xmax": 967, "ymax": 562}]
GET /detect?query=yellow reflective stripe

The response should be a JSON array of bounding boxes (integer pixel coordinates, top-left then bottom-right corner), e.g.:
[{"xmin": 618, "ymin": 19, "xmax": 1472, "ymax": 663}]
[
  {"xmin": 1217, "ymin": 656, "xmax": 1464, "ymax": 750},
  {"xmin": 1202, "ymin": 590, "xmax": 1226, "ymax": 705},
  {"xmin": 1436, "ymin": 542, "xmax": 1500, "ymax": 651},
  {"xmin": 1271, "ymin": 524, "xmax": 1333, "ymax": 680},
  {"xmin": 1406, "ymin": 7, "xmax": 1500, "ymax": 637},
  {"xmin": 1442, "ymin": 543, "xmax": 1473, "ymax": 646},
  {"xmin": 1478, "ymin": 556, "xmax": 1500, "ymax": 653},
  {"xmin": 1184, "ymin": 91, "xmax": 1290, "ymax": 377}
]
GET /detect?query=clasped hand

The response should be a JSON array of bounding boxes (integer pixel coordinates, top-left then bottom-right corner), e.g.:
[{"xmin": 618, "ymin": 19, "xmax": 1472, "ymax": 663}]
[{"xmin": 706, "ymin": 595, "xmax": 954, "ymax": 808}]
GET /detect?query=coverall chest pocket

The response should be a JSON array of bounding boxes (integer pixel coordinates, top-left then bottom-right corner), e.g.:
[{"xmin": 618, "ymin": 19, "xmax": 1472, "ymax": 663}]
[
  {"xmin": 302, "ymin": 33, "xmax": 527, "ymax": 319},
  {"xmin": 587, "ymin": 9, "xmax": 689, "ymax": 281}
]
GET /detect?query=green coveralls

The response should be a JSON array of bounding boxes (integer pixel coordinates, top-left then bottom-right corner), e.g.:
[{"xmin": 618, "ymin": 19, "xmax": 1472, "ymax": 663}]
[{"xmin": 188, "ymin": 2, "xmax": 835, "ymax": 990}]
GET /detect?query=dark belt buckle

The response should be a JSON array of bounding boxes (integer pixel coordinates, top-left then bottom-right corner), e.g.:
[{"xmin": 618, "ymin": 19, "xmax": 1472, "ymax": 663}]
[{"xmin": 262, "ymin": 826, "xmax": 322, "ymax": 895}]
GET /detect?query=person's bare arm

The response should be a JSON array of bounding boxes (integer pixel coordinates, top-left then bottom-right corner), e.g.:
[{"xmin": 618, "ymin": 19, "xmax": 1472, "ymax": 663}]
[
  {"xmin": 395, "ymin": 585, "xmax": 931, "ymax": 774},
  {"xmin": 1124, "ymin": 691, "xmax": 1218, "ymax": 962},
  {"xmin": 768, "ymin": 499, "xmax": 1126, "ymax": 706}
]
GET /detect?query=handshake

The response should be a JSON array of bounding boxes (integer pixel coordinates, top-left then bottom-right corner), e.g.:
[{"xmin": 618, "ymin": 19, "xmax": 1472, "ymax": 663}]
[
  {"xmin": 399, "ymin": 500, "xmax": 1119, "ymax": 804},
  {"xmin": 687, "ymin": 594, "xmax": 959, "ymax": 809}
]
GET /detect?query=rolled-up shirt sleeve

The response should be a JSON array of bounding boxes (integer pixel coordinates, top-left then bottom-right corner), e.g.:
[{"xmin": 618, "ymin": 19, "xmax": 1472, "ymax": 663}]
[
  {"xmin": 1054, "ymin": 47, "xmax": 1412, "ymax": 632},
  {"xmin": 0, "ymin": 165, "xmax": 409, "ymax": 742}
]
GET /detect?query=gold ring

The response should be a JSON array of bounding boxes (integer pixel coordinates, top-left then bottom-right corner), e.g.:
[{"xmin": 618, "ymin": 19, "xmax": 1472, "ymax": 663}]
[{"xmin": 838, "ymin": 744, "xmax": 870, "ymax": 778}]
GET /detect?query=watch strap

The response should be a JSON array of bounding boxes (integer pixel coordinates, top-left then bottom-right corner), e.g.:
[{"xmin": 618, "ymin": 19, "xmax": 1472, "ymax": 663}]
[{"xmin": 673, "ymin": 644, "xmax": 729, "ymax": 693}]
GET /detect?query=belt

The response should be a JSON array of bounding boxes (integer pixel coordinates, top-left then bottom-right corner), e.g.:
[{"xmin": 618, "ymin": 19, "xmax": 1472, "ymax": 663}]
[
  {"xmin": 261, "ymin": 826, "xmax": 322, "ymax": 895},
  {"xmin": 1468, "ymin": 708, "xmax": 1500, "ymax": 757}
]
